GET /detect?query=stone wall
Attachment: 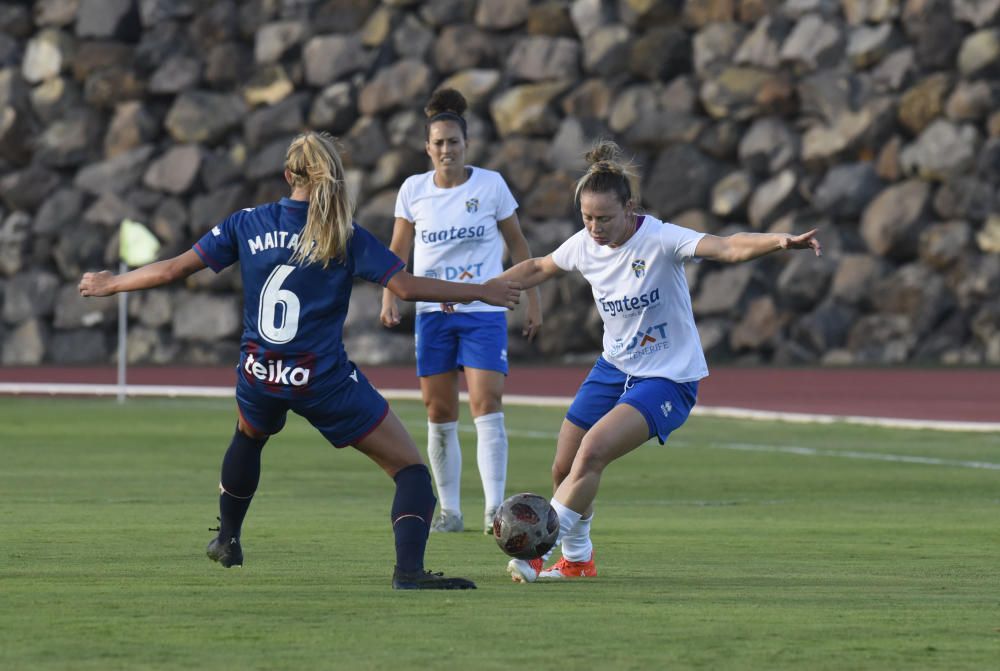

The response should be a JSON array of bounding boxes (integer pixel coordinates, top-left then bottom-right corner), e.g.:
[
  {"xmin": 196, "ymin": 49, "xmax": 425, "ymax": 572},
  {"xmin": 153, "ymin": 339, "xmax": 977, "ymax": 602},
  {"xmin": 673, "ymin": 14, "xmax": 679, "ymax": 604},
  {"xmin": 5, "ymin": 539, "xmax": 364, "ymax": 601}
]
[{"xmin": 1, "ymin": 0, "xmax": 999, "ymax": 368}]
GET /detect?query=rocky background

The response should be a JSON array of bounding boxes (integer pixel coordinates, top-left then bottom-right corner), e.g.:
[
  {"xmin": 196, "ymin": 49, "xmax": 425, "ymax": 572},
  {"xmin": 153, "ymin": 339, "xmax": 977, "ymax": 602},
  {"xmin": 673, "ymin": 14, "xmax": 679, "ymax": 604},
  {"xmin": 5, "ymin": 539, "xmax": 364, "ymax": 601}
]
[{"xmin": 1, "ymin": 0, "xmax": 999, "ymax": 369}]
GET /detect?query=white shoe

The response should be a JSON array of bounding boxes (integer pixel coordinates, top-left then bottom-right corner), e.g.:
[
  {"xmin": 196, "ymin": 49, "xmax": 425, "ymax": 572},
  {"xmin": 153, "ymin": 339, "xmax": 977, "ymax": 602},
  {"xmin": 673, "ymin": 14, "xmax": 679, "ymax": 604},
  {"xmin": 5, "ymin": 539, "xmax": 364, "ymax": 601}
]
[
  {"xmin": 506, "ymin": 557, "xmax": 543, "ymax": 583},
  {"xmin": 430, "ymin": 509, "xmax": 463, "ymax": 532},
  {"xmin": 484, "ymin": 507, "xmax": 498, "ymax": 535}
]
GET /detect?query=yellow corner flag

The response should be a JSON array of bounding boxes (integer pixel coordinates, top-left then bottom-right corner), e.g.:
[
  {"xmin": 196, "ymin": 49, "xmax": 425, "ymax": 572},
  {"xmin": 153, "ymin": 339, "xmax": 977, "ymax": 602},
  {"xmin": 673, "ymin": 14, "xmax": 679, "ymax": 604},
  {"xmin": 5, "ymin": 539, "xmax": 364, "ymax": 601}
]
[{"xmin": 119, "ymin": 218, "xmax": 161, "ymax": 267}]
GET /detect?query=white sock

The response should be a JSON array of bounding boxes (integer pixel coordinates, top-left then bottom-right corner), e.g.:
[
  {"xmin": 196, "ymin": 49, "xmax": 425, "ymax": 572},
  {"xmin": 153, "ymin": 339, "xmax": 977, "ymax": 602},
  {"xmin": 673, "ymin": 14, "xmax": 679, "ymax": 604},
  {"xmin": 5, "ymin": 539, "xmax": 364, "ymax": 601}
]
[
  {"xmin": 560, "ymin": 512, "xmax": 593, "ymax": 562},
  {"xmin": 427, "ymin": 420, "xmax": 461, "ymax": 514},
  {"xmin": 549, "ymin": 497, "xmax": 583, "ymax": 555},
  {"xmin": 474, "ymin": 412, "xmax": 507, "ymax": 514}
]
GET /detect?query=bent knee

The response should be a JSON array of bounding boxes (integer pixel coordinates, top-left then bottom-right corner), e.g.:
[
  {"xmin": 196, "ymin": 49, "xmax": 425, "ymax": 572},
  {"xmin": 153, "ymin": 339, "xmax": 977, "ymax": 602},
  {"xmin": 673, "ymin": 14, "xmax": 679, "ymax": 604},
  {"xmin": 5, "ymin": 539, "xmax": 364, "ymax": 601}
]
[{"xmin": 573, "ymin": 441, "xmax": 612, "ymax": 475}]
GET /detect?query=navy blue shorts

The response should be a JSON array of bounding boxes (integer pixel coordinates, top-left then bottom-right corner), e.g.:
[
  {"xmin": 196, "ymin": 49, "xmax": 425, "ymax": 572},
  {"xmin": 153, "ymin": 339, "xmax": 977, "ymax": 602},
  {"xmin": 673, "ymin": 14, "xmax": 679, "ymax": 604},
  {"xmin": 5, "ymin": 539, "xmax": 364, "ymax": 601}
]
[
  {"xmin": 235, "ymin": 365, "xmax": 389, "ymax": 448},
  {"xmin": 414, "ymin": 311, "xmax": 509, "ymax": 377},
  {"xmin": 565, "ymin": 356, "xmax": 698, "ymax": 445}
]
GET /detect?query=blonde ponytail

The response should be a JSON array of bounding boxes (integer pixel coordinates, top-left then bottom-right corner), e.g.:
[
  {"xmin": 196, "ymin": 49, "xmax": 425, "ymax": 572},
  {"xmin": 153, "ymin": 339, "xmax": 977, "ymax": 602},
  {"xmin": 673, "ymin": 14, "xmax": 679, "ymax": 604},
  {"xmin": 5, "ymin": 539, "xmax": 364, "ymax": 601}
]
[
  {"xmin": 574, "ymin": 140, "xmax": 640, "ymax": 208},
  {"xmin": 286, "ymin": 132, "xmax": 354, "ymax": 267}
]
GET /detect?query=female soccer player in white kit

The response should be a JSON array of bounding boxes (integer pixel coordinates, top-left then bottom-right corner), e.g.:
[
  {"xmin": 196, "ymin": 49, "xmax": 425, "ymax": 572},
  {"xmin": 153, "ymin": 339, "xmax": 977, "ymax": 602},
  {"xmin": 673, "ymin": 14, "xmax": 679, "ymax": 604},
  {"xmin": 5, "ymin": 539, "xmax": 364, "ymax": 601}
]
[
  {"xmin": 502, "ymin": 141, "xmax": 822, "ymax": 582},
  {"xmin": 381, "ymin": 89, "xmax": 542, "ymax": 534}
]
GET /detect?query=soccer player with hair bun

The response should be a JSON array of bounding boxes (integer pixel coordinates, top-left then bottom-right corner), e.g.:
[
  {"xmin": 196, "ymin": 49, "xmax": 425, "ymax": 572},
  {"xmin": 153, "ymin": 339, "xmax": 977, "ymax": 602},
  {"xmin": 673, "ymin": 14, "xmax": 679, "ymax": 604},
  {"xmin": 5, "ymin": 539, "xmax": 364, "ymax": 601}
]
[
  {"xmin": 381, "ymin": 88, "xmax": 542, "ymax": 535},
  {"xmin": 79, "ymin": 131, "xmax": 524, "ymax": 590},
  {"xmin": 501, "ymin": 140, "xmax": 822, "ymax": 583}
]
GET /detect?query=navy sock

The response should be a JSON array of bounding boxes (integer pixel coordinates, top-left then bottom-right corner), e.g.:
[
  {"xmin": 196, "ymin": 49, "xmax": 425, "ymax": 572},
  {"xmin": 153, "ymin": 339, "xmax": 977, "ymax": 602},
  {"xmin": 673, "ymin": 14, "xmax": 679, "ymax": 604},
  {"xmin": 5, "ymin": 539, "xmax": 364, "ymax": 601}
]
[
  {"xmin": 218, "ymin": 428, "xmax": 268, "ymax": 539},
  {"xmin": 391, "ymin": 464, "xmax": 436, "ymax": 573}
]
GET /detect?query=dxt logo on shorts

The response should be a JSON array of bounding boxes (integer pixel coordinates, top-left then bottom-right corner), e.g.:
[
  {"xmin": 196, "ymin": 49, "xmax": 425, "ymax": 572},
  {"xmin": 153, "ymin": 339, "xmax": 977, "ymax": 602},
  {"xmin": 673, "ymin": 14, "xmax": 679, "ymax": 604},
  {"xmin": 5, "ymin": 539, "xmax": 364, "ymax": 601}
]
[{"xmin": 244, "ymin": 353, "xmax": 310, "ymax": 386}]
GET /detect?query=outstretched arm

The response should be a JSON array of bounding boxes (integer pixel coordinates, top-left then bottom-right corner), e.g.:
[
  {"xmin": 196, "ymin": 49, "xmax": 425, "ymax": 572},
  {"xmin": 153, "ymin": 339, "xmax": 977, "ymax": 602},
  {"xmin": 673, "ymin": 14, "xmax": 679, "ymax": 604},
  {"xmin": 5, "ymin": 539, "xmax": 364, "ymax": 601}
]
[
  {"xmin": 386, "ymin": 270, "xmax": 521, "ymax": 310},
  {"xmin": 78, "ymin": 249, "xmax": 207, "ymax": 297},
  {"xmin": 497, "ymin": 255, "xmax": 565, "ymax": 290},
  {"xmin": 695, "ymin": 229, "xmax": 822, "ymax": 264}
]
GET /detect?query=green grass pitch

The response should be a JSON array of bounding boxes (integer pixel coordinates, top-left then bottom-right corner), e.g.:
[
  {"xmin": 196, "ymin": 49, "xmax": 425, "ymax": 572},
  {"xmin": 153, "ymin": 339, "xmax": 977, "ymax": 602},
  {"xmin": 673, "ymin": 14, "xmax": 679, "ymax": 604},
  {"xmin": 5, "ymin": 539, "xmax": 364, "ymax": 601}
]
[{"xmin": 1, "ymin": 396, "xmax": 998, "ymax": 670}]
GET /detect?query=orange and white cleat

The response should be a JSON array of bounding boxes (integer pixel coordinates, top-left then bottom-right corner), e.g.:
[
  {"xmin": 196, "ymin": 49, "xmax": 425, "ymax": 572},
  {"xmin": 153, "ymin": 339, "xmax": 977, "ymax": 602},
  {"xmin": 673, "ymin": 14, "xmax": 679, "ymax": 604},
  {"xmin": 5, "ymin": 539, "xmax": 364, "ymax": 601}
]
[
  {"xmin": 538, "ymin": 553, "xmax": 597, "ymax": 579},
  {"xmin": 507, "ymin": 557, "xmax": 544, "ymax": 583}
]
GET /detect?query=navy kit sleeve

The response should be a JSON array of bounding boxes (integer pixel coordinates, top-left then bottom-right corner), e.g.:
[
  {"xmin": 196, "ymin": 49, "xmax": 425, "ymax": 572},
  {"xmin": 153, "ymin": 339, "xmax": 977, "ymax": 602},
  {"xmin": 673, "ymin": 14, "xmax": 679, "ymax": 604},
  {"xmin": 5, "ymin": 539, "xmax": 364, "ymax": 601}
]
[
  {"xmin": 349, "ymin": 223, "xmax": 405, "ymax": 286},
  {"xmin": 193, "ymin": 210, "xmax": 245, "ymax": 273}
]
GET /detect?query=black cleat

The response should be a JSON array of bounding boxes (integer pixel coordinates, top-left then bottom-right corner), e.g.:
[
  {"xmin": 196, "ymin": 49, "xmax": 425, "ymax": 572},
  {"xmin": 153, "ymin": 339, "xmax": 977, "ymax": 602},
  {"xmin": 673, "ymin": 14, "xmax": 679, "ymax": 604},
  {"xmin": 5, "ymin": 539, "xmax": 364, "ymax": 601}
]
[
  {"xmin": 206, "ymin": 535, "xmax": 243, "ymax": 568},
  {"xmin": 392, "ymin": 567, "xmax": 477, "ymax": 590}
]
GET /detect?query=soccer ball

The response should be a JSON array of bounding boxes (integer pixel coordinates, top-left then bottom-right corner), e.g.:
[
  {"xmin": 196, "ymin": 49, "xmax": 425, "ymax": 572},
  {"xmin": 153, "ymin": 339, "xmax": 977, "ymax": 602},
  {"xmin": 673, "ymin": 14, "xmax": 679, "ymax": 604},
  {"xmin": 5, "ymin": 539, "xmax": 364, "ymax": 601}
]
[{"xmin": 492, "ymin": 493, "xmax": 559, "ymax": 560}]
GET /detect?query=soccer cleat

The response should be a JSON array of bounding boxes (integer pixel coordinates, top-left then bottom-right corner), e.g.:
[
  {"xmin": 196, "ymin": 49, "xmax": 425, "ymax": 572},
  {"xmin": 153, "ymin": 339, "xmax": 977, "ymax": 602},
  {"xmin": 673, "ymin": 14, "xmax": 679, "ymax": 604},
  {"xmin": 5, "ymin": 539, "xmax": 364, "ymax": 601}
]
[
  {"xmin": 392, "ymin": 567, "xmax": 476, "ymax": 590},
  {"xmin": 484, "ymin": 506, "xmax": 498, "ymax": 535},
  {"xmin": 506, "ymin": 557, "xmax": 544, "ymax": 583},
  {"xmin": 430, "ymin": 509, "xmax": 464, "ymax": 533},
  {"xmin": 206, "ymin": 535, "xmax": 243, "ymax": 568},
  {"xmin": 538, "ymin": 553, "xmax": 597, "ymax": 579}
]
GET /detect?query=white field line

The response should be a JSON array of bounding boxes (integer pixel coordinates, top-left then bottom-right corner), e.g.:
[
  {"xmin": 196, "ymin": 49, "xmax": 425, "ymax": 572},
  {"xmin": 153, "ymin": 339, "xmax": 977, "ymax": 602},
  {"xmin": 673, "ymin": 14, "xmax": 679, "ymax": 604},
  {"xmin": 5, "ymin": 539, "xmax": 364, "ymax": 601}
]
[
  {"xmin": 450, "ymin": 428, "xmax": 1000, "ymax": 471},
  {"xmin": 702, "ymin": 442, "xmax": 1000, "ymax": 471},
  {"xmin": 1, "ymin": 382, "xmax": 999, "ymax": 434}
]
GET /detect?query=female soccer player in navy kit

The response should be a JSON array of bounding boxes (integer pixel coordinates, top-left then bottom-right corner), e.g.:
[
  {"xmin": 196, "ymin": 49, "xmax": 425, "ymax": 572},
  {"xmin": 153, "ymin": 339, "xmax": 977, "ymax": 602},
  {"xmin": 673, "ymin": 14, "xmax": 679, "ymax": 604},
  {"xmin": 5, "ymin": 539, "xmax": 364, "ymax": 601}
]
[
  {"xmin": 78, "ymin": 132, "xmax": 522, "ymax": 590},
  {"xmin": 380, "ymin": 89, "xmax": 542, "ymax": 534},
  {"xmin": 500, "ymin": 141, "xmax": 822, "ymax": 583}
]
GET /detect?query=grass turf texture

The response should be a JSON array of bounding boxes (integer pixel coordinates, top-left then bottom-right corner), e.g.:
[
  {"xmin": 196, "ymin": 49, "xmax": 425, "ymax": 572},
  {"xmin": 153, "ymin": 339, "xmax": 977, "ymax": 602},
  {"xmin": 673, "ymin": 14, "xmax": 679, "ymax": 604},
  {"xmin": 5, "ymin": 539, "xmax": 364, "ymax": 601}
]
[{"xmin": 1, "ymin": 397, "xmax": 998, "ymax": 670}]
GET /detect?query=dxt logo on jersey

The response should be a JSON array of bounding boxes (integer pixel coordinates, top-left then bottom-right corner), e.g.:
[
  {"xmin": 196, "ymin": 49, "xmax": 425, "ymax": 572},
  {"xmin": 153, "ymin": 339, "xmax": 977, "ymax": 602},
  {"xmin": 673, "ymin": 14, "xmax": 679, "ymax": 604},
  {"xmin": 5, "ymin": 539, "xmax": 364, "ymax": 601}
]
[
  {"xmin": 631, "ymin": 259, "xmax": 646, "ymax": 278},
  {"xmin": 243, "ymin": 352, "xmax": 311, "ymax": 386},
  {"xmin": 466, "ymin": 198, "xmax": 479, "ymax": 213},
  {"xmin": 426, "ymin": 263, "xmax": 485, "ymax": 281},
  {"xmin": 608, "ymin": 322, "xmax": 670, "ymax": 358}
]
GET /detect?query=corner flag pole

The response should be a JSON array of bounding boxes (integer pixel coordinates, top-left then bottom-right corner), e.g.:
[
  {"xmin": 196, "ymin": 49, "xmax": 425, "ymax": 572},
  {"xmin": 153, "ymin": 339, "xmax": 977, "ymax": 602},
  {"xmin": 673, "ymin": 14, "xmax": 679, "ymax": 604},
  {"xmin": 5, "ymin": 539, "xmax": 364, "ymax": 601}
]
[
  {"xmin": 117, "ymin": 219, "xmax": 161, "ymax": 404},
  {"xmin": 117, "ymin": 261, "xmax": 127, "ymax": 403}
]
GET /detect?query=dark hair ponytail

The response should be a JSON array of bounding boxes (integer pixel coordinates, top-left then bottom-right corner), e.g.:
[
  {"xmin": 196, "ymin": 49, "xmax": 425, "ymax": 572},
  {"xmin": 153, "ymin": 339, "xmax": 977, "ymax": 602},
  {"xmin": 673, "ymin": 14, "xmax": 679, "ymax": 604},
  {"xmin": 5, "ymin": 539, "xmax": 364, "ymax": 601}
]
[{"xmin": 424, "ymin": 88, "xmax": 468, "ymax": 139}]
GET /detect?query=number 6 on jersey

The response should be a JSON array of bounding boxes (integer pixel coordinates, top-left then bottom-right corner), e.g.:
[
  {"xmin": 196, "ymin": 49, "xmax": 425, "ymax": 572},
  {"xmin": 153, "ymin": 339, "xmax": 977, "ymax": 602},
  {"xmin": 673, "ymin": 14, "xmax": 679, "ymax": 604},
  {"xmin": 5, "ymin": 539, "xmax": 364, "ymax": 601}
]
[{"xmin": 259, "ymin": 264, "xmax": 300, "ymax": 344}]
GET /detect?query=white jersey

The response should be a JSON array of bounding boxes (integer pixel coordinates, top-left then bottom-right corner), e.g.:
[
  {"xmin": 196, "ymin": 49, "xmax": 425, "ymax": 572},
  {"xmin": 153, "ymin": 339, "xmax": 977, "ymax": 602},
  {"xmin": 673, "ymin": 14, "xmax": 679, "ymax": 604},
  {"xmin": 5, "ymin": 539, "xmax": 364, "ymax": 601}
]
[
  {"xmin": 395, "ymin": 166, "xmax": 518, "ymax": 314},
  {"xmin": 550, "ymin": 215, "xmax": 709, "ymax": 382}
]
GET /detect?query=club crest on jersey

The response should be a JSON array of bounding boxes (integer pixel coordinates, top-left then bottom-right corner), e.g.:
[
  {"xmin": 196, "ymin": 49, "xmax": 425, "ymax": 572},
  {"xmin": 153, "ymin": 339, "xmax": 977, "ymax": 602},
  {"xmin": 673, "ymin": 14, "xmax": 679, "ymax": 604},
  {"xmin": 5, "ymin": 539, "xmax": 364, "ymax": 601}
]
[
  {"xmin": 631, "ymin": 259, "xmax": 646, "ymax": 278},
  {"xmin": 465, "ymin": 198, "xmax": 479, "ymax": 213}
]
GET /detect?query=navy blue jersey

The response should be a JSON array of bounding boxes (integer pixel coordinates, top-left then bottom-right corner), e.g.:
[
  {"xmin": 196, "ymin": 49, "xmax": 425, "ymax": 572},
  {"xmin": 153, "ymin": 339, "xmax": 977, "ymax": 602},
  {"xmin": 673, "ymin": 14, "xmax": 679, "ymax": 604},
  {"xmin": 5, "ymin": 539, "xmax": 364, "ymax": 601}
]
[{"xmin": 193, "ymin": 197, "xmax": 404, "ymax": 397}]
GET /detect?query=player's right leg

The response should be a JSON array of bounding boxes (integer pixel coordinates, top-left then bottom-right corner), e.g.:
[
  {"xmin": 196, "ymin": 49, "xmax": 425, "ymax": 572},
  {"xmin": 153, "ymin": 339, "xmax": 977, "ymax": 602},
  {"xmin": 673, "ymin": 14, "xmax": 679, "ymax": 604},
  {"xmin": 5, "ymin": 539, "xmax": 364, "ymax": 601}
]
[
  {"xmin": 420, "ymin": 371, "xmax": 463, "ymax": 532},
  {"xmin": 507, "ymin": 359, "xmax": 618, "ymax": 583},
  {"xmin": 352, "ymin": 409, "xmax": 475, "ymax": 590}
]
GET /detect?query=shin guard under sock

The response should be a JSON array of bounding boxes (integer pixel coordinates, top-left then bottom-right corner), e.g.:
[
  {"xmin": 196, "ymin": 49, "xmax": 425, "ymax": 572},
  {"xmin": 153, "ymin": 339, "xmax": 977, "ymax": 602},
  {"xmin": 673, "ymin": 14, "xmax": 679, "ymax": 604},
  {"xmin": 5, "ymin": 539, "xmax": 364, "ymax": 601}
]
[
  {"xmin": 218, "ymin": 428, "xmax": 267, "ymax": 539},
  {"xmin": 391, "ymin": 463, "xmax": 436, "ymax": 573}
]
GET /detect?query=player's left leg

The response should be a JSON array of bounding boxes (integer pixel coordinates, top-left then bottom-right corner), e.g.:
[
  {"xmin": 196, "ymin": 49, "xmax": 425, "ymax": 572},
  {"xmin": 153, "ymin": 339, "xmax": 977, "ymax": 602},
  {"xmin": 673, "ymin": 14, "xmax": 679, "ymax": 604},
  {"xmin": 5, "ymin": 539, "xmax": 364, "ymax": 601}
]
[{"xmin": 465, "ymin": 366, "xmax": 507, "ymax": 534}]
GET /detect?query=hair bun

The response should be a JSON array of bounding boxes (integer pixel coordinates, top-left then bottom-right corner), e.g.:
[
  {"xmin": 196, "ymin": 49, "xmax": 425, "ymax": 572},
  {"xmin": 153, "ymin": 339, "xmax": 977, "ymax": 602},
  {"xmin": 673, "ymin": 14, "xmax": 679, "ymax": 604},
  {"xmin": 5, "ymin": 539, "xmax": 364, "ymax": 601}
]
[
  {"xmin": 584, "ymin": 140, "xmax": 623, "ymax": 166},
  {"xmin": 425, "ymin": 88, "xmax": 468, "ymax": 118}
]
